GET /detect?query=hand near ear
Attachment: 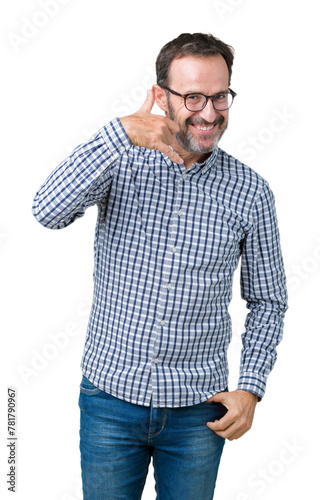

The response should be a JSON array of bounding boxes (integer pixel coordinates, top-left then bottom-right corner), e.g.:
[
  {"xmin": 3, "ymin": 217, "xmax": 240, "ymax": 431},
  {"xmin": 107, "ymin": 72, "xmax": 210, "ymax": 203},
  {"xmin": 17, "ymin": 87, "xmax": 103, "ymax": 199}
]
[{"xmin": 120, "ymin": 89, "xmax": 184, "ymax": 164}]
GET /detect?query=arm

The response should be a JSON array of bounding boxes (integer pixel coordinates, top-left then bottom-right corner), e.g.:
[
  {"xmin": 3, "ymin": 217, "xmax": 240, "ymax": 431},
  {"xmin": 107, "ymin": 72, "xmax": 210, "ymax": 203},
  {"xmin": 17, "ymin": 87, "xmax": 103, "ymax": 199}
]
[
  {"xmin": 207, "ymin": 182, "xmax": 288, "ymax": 440},
  {"xmin": 33, "ymin": 90, "xmax": 182, "ymax": 230},
  {"xmin": 238, "ymin": 181, "xmax": 288, "ymax": 398},
  {"xmin": 32, "ymin": 118, "xmax": 131, "ymax": 229}
]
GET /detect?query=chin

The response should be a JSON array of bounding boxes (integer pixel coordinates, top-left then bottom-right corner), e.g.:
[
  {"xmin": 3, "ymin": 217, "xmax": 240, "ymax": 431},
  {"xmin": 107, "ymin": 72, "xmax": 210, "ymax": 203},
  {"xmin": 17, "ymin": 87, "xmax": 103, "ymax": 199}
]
[
  {"xmin": 178, "ymin": 127, "xmax": 224, "ymax": 154},
  {"xmin": 186, "ymin": 137, "xmax": 220, "ymax": 154}
]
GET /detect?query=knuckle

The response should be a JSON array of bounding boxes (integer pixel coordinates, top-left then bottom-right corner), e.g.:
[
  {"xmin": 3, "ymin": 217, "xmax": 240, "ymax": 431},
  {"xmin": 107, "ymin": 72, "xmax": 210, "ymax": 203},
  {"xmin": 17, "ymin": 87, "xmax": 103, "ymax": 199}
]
[
  {"xmin": 215, "ymin": 428, "xmax": 225, "ymax": 437},
  {"xmin": 238, "ymin": 416, "xmax": 247, "ymax": 427},
  {"xmin": 240, "ymin": 419, "xmax": 251, "ymax": 432},
  {"xmin": 233, "ymin": 409, "xmax": 241, "ymax": 419}
]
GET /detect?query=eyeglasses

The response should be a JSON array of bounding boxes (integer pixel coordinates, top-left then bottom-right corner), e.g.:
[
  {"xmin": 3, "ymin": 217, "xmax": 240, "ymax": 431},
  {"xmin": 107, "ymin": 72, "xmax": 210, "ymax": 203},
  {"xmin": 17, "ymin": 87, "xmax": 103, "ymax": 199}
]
[{"xmin": 161, "ymin": 86, "xmax": 237, "ymax": 112}]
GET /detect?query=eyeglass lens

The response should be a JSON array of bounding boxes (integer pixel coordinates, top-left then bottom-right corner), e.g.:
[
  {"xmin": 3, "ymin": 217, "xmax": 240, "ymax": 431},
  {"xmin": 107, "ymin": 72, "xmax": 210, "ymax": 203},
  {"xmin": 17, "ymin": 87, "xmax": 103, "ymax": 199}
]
[{"xmin": 186, "ymin": 92, "xmax": 233, "ymax": 111}]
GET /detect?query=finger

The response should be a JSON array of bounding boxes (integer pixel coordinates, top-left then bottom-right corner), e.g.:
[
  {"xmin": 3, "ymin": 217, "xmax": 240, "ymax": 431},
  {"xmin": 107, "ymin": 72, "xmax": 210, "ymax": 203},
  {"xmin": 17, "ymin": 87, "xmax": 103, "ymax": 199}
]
[
  {"xmin": 138, "ymin": 89, "xmax": 155, "ymax": 114},
  {"xmin": 163, "ymin": 117, "xmax": 180, "ymax": 135},
  {"xmin": 210, "ymin": 391, "xmax": 230, "ymax": 405},
  {"xmin": 207, "ymin": 410, "xmax": 234, "ymax": 433},
  {"xmin": 157, "ymin": 143, "xmax": 184, "ymax": 164},
  {"xmin": 208, "ymin": 422, "xmax": 233, "ymax": 439},
  {"xmin": 212, "ymin": 425, "xmax": 245, "ymax": 441},
  {"xmin": 208, "ymin": 418, "xmax": 249, "ymax": 441},
  {"xmin": 207, "ymin": 414, "xmax": 239, "ymax": 439}
]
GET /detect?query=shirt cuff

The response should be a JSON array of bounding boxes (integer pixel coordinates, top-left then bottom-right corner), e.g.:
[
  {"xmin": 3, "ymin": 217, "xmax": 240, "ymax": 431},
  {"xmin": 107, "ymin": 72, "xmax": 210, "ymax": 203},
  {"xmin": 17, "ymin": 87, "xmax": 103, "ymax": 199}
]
[
  {"xmin": 99, "ymin": 117, "xmax": 132, "ymax": 160},
  {"xmin": 237, "ymin": 372, "xmax": 267, "ymax": 400}
]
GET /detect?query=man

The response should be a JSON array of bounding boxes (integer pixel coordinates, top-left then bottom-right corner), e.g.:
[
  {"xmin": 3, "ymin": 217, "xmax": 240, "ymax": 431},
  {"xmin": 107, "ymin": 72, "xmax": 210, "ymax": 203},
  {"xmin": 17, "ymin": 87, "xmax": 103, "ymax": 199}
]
[{"xmin": 32, "ymin": 33, "xmax": 288, "ymax": 499}]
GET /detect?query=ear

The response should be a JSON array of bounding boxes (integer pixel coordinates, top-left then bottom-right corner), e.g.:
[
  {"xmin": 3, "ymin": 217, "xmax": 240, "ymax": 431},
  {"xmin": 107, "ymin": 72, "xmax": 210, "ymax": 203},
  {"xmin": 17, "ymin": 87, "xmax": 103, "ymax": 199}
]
[{"xmin": 153, "ymin": 84, "xmax": 168, "ymax": 113}]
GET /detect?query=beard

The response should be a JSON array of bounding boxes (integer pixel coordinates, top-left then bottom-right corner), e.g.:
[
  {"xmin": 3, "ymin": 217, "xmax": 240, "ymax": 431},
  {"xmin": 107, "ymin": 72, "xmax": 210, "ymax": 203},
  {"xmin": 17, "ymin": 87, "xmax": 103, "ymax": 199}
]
[{"xmin": 167, "ymin": 99, "xmax": 228, "ymax": 154}]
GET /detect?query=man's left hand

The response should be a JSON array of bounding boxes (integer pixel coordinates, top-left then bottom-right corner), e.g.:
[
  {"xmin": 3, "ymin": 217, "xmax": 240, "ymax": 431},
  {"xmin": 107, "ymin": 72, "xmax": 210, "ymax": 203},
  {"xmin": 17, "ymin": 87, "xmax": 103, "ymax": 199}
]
[{"xmin": 206, "ymin": 390, "xmax": 258, "ymax": 441}]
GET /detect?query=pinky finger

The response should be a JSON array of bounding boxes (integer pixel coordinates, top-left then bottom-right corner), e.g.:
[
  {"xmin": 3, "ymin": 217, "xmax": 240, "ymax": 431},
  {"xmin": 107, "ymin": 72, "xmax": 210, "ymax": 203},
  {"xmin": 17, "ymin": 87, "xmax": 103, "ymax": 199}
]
[{"xmin": 160, "ymin": 145, "xmax": 184, "ymax": 164}]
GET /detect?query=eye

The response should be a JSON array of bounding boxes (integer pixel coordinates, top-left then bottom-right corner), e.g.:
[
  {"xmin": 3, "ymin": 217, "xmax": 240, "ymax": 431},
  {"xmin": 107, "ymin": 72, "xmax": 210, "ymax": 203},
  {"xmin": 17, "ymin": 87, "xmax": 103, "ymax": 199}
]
[
  {"xmin": 214, "ymin": 93, "xmax": 228, "ymax": 101},
  {"xmin": 187, "ymin": 94, "xmax": 203, "ymax": 102}
]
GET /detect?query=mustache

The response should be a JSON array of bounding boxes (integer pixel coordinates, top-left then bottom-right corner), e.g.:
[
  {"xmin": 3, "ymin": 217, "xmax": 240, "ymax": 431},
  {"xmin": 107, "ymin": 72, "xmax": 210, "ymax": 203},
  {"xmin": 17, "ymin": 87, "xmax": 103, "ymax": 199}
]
[{"xmin": 186, "ymin": 116, "xmax": 224, "ymax": 127}]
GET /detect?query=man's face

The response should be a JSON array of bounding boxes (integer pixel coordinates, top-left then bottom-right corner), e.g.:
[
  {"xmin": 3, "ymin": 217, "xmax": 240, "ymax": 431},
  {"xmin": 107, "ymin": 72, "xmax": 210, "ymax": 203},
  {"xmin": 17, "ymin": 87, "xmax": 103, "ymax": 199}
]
[{"xmin": 164, "ymin": 55, "xmax": 230, "ymax": 157}]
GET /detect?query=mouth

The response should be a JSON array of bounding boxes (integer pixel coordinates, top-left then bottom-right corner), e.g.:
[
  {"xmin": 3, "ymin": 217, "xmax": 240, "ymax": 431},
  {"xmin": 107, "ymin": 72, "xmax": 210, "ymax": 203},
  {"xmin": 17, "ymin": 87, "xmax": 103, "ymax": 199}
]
[
  {"xmin": 188, "ymin": 115, "xmax": 224, "ymax": 135},
  {"xmin": 190, "ymin": 123, "xmax": 217, "ymax": 135}
]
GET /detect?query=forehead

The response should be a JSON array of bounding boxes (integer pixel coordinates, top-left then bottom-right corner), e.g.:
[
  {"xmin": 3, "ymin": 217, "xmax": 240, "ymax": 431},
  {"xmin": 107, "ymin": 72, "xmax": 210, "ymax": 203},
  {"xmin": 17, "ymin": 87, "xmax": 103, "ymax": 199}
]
[{"xmin": 168, "ymin": 55, "xmax": 229, "ymax": 93}]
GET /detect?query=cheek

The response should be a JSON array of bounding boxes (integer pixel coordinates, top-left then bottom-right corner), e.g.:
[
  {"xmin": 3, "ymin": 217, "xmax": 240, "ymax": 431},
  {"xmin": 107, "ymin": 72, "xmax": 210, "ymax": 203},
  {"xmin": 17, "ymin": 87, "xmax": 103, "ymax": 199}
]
[
  {"xmin": 178, "ymin": 110, "xmax": 191, "ymax": 124},
  {"xmin": 181, "ymin": 111, "xmax": 197, "ymax": 126},
  {"xmin": 221, "ymin": 111, "xmax": 229, "ymax": 123},
  {"xmin": 174, "ymin": 113, "xmax": 191, "ymax": 129}
]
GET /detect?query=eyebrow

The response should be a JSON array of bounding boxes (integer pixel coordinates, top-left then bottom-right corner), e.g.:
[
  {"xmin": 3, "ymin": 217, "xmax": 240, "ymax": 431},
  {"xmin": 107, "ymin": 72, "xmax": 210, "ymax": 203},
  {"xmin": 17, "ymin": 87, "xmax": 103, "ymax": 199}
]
[{"xmin": 184, "ymin": 88, "xmax": 229, "ymax": 95}]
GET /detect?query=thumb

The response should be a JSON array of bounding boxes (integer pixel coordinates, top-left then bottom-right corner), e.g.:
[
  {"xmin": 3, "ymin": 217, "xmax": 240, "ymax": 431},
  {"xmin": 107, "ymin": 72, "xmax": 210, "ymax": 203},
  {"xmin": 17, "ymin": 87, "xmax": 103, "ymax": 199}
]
[
  {"xmin": 210, "ymin": 391, "xmax": 227, "ymax": 404},
  {"xmin": 139, "ymin": 89, "xmax": 155, "ymax": 113}
]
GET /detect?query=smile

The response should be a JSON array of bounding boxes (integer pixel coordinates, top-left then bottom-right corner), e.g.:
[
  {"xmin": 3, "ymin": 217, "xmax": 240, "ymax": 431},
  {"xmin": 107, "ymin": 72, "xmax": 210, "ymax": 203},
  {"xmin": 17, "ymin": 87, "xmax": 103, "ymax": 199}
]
[
  {"xmin": 191, "ymin": 123, "xmax": 216, "ymax": 134},
  {"xmin": 194, "ymin": 125, "xmax": 214, "ymax": 131}
]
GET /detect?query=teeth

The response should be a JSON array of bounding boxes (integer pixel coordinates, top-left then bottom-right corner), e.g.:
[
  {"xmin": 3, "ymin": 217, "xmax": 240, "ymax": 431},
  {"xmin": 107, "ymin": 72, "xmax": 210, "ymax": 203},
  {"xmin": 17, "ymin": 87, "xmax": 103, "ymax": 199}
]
[{"xmin": 194, "ymin": 125, "xmax": 214, "ymax": 131}]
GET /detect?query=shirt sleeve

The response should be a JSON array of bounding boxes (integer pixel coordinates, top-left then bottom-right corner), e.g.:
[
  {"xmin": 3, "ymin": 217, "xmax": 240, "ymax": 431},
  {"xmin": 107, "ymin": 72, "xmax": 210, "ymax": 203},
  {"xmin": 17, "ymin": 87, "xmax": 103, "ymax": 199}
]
[
  {"xmin": 237, "ymin": 181, "xmax": 288, "ymax": 400},
  {"xmin": 32, "ymin": 118, "xmax": 131, "ymax": 229}
]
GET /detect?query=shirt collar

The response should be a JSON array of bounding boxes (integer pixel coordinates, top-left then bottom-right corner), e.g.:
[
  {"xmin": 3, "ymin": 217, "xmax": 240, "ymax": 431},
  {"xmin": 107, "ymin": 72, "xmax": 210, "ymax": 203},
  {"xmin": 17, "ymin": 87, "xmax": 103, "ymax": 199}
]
[
  {"xmin": 164, "ymin": 146, "xmax": 219, "ymax": 173},
  {"xmin": 194, "ymin": 147, "xmax": 219, "ymax": 170}
]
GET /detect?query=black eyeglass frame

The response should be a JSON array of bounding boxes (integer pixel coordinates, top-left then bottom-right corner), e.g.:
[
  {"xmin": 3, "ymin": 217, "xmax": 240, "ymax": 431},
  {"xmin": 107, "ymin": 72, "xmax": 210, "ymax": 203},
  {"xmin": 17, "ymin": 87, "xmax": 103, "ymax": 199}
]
[{"xmin": 161, "ymin": 86, "xmax": 237, "ymax": 112}]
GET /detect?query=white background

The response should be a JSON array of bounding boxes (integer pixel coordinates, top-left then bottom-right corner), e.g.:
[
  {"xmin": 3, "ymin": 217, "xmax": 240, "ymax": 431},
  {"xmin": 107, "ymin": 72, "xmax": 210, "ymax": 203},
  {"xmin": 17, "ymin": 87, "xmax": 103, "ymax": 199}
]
[{"xmin": 1, "ymin": 1, "xmax": 319, "ymax": 498}]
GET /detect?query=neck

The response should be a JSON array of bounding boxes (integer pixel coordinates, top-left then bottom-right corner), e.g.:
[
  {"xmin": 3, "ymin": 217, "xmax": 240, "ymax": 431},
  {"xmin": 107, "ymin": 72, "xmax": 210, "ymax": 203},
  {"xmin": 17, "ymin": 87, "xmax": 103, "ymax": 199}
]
[
  {"xmin": 183, "ymin": 152, "xmax": 212, "ymax": 170},
  {"xmin": 172, "ymin": 139, "xmax": 212, "ymax": 170}
]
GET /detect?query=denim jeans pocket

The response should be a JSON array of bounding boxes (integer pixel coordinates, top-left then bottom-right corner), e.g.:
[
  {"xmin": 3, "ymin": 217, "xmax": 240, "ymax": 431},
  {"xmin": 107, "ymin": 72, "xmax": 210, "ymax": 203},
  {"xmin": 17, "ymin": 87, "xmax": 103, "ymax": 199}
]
[
  {"xmin": 80, "ymin": 375, "xmax": 101, "ymax": 395},
  {"xmin": 202, "ymin": 400, "xmax": 218, "ymax": 405}
]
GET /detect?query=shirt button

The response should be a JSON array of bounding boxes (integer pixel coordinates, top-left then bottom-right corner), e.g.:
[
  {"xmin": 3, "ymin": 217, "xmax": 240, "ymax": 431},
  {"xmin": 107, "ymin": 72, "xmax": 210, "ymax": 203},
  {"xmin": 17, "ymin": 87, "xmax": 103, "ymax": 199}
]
[
  {"xmin": 153, "ymin": 358, "xmax": 160, "ymax": 364},
  {"xmin": 160, "ymin": 320, "xmax": 166, "ymax": 326},
  {"xmin": 166, "ymin": 283, "xmax": 172, "ymax": 290},
  {"xmin": 176, "ymin": 210, "xmax": 184, "ymax": 216},
  {"xmin": 171, "ymin": 247, "xmax": 178, "ymax": 253},
  {"xmin": 119, "ymin": 146, "xmax": 126, "ymax": 153},
  {"xmin": 182, "ymin": 173, "xmax": 188, "ymax": 180}
]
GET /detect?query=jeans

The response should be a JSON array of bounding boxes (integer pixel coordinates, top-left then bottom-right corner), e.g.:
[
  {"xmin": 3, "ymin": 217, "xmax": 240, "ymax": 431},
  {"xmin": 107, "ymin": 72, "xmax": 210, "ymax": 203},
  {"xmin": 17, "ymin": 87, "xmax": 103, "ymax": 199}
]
[{"xmin": 79, "ymin": 376, "xmax": 227, "ymax": 500}]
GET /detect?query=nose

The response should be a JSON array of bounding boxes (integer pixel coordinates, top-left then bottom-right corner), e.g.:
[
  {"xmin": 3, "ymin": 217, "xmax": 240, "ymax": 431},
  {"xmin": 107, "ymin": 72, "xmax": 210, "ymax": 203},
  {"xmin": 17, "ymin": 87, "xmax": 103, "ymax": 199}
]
[{"xmin": 198, "ymin": 98, "xmax": 220, "ymax": 123}]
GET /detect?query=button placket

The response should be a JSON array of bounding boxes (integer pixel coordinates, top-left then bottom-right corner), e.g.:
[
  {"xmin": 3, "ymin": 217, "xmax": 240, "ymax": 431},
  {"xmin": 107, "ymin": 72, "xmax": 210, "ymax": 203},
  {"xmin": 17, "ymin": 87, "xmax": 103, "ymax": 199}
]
[{"xmin": 153, "ymin": 170, "xmax": 189, "ymax": 377}]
